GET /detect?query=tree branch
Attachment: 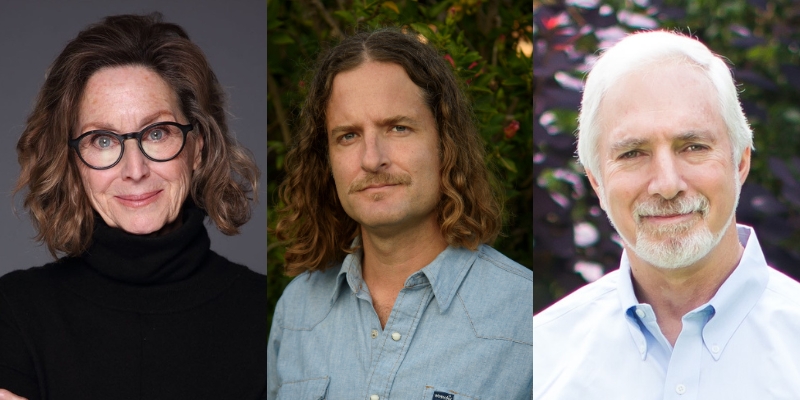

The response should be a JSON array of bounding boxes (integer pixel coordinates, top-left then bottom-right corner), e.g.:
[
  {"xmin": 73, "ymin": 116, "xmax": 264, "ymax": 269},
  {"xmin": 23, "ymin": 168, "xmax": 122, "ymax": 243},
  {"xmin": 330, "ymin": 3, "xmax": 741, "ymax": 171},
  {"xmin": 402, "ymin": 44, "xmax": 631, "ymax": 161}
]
[
  {"xmin": 267, "ymin": 72, "xmax": 292, "ymax": 146},
  {"xmin": 310, "ymin": 0, "xmax": 343, "ymax": 38}
]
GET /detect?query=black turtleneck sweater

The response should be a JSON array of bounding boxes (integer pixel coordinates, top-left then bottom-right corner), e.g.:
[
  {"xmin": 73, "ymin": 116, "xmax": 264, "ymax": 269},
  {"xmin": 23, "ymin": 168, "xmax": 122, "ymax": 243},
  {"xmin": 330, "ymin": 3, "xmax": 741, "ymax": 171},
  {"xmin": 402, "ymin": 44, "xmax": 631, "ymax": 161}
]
[{"xmin": 0, "ymin": 207, "xmax": 266, "ymax": 399}]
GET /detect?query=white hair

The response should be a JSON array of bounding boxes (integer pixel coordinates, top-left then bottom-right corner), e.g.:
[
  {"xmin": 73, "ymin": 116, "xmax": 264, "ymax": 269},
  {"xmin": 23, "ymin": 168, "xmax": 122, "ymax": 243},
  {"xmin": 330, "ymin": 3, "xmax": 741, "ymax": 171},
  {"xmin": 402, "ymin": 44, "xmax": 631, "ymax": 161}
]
[{"xmin": 577, "ymin": 30, "xmax": 754, "ymax": 182}]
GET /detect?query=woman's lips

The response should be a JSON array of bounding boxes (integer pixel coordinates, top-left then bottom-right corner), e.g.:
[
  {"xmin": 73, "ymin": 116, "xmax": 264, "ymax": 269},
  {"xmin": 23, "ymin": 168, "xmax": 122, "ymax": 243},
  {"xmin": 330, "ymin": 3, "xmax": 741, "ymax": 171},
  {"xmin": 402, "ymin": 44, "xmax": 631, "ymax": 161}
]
[{"xmin": 115, "ymin": 190, "xmax": 162, "ymax": 207}]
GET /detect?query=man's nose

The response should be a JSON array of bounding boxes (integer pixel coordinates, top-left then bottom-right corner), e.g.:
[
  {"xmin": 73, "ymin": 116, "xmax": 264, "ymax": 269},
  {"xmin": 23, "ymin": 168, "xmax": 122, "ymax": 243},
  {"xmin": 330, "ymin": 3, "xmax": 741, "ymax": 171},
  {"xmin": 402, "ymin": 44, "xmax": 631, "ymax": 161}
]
[
  {"xmin": 647, "ymin": 150, "xmax": 686, "ymax": 200},
  {"xmin": 360, "ymin": 132, "xmax": 390, "ymax": 172}
]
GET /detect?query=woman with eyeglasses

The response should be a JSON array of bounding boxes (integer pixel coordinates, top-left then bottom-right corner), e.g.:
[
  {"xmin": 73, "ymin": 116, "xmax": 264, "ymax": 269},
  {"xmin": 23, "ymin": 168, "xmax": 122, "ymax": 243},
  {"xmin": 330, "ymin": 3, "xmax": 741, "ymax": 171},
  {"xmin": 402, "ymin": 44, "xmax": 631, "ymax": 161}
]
[{"xmin": 0, "ymin": 14, "xmax": 264, "ymax": 400}]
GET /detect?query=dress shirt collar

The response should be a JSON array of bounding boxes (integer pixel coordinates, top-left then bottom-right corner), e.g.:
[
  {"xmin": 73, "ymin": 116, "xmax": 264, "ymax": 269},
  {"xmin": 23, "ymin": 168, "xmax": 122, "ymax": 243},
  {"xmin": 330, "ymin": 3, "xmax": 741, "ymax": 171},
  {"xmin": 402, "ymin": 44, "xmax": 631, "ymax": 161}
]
[
  {"xmin": 617, "ymin": 224, "xmax": 770, "ymax": 360},
  {"xmin": 331, "ymin": 242, "xmax": 478, "ymax": 312}
]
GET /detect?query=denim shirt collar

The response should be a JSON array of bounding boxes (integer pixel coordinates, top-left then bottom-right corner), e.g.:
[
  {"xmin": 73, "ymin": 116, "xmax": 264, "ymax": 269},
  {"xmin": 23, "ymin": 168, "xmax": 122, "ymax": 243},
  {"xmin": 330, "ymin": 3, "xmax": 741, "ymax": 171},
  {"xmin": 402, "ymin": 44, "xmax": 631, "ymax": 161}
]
[
  {"xmin": 331, "ymin": 244, "xmax": 478, "ymax": 312},
  {"xmin": 617, "ymin": 224, "xmax": 770, "ymax": 360}
]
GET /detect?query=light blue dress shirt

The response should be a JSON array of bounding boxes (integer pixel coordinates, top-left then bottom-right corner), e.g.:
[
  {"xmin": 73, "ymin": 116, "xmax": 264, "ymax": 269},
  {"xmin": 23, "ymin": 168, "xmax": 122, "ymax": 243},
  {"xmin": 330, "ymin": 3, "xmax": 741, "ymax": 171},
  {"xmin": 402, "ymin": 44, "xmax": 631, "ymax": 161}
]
[
  {"xmin": 268, "ymin": 244, "xmax": 533, "ymax": 399},
  {"xmin": 533, "ymin": 225, "xmax": 800, "ymax": 399}
]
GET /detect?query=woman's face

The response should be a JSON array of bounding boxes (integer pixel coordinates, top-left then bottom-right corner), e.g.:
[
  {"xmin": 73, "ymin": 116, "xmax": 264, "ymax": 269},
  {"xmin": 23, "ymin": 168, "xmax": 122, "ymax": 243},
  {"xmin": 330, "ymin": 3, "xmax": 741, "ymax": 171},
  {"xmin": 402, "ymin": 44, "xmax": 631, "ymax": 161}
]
[{"xmin": 76, "ymin": 65, "xmax": 203, "ymax": 235}]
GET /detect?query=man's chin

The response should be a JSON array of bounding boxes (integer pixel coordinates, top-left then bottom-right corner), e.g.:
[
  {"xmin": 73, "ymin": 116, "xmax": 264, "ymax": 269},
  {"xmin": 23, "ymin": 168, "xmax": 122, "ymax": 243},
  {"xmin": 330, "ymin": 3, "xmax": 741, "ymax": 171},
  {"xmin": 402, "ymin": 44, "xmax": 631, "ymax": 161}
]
[
  {"xmin": 631, "ymin": 227, "xmax": 717, "ymax": 270},
  {"xmin": 354, "ymin": 213, "xmax": 405, "ymax": 232}
]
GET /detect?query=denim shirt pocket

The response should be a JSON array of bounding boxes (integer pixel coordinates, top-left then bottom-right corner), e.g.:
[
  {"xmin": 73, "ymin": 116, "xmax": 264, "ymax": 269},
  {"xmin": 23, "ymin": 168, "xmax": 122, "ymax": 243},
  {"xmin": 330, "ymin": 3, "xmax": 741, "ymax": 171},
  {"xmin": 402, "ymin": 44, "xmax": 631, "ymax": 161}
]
[
  {"xmin": 276, "ymin": 376, "xmax": 330, "ymax": 400},
  {"xmin": 421, "ymin": 385, "xmax": 480, "ymax": 400}
]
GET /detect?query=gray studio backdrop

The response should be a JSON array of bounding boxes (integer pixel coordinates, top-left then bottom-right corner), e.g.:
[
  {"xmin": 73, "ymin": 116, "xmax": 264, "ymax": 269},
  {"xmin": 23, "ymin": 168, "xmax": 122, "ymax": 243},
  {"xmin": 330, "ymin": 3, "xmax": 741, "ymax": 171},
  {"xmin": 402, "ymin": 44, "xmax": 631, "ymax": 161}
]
[{"xmin": 0, "ymin": 2, "xmax": 266, "ymax": 275}]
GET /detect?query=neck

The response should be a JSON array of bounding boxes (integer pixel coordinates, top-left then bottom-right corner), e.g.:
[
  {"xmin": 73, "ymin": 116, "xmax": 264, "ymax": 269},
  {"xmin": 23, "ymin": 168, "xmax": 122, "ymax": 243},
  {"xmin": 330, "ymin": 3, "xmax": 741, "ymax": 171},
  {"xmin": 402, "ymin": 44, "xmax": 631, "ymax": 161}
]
[
  {"xmin": 360, "ymin": 214, "xmax": 448, "ymax": 290},
  {"xmin": 628, "ymin": 223, "xmax": 744, "ymax": 345}
]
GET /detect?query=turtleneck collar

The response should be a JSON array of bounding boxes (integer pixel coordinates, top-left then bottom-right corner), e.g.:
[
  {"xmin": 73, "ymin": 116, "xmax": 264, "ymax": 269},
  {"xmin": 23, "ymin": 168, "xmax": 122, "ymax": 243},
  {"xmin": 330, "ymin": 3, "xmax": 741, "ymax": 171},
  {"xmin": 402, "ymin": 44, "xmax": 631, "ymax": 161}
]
[{"xmin": 82, "ymin": 204, "xmax": 210, "ymax": 285}]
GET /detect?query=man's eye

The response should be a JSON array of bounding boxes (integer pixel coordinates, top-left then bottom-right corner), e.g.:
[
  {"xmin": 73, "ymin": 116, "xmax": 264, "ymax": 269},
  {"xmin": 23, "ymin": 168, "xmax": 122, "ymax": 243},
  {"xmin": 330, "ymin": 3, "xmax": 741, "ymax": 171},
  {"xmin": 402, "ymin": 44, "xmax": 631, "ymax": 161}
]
[
  {"xmin": 686, "ymin": 144, "xmax": 707, "ymax": 152},
  {"xmin": 619, "ymin": 150, "xmax": 640, "ymax": 159},
  {"xmin": 392, "ymin": 126, "xmax": 407, "ymax": 132},
  {"xmin": 341, "ymin": 133, "xmax": 356, "ymax": 141}
]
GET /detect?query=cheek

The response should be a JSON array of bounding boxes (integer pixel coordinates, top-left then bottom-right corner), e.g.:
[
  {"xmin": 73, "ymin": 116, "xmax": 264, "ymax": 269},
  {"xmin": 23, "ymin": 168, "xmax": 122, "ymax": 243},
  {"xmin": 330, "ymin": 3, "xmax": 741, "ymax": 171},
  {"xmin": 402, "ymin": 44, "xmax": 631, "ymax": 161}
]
[
  {"xmin": 407, "ymin": 146, "xmax": 439, "ymax": 180},
  {"xmin": 605, "ymin": 170, "xmax": 645, "ymax": 203},
  {"xmin": 423, "ymin": 162, "xmax": 441, "ymax": 190},
  {"xmin": 602, "ymin": 181, "xmax": 639, "ymax": 226},
  {"xmin": 329, "ymin": 154, "xmax": 354, "ymax": 191},
  {"xmin": 78, "ymin": 166, "xmax": 112, "ymax": 198},
  {"xmin": 151, "ymin": 162, "xmax": 193, "ymax": 213},
  {"xmin": 165, "ymin": 157, "xmax": 195, "ymax": 189}
]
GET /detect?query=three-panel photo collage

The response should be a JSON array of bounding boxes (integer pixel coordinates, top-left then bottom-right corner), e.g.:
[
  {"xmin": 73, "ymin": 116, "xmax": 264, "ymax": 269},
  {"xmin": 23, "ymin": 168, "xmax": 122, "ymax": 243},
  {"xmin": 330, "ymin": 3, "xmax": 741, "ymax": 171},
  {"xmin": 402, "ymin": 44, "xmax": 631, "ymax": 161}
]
[{"xmin": 0, "ymin": 1, "xmax": 798, "ymax": 399}]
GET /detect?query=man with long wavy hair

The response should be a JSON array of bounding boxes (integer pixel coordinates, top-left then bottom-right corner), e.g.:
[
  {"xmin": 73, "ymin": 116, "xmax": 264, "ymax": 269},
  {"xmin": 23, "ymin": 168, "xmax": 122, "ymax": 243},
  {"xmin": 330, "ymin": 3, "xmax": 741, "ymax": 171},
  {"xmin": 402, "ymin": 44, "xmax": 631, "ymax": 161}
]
[{"xmin": 268, "ymin": 29, "xmax": 532, "ymax": 399}]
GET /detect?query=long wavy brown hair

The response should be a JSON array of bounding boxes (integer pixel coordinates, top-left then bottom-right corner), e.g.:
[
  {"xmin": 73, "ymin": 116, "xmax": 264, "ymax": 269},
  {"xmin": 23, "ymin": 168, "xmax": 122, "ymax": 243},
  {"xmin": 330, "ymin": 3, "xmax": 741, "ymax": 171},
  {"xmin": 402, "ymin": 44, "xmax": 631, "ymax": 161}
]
[
  {"xmin": 15, "ymin": 13, "xmax": 259, "ymax": 258},
  {"xmin": 275, "ymin": 29, "xmax": 502, "ymax": 277}
]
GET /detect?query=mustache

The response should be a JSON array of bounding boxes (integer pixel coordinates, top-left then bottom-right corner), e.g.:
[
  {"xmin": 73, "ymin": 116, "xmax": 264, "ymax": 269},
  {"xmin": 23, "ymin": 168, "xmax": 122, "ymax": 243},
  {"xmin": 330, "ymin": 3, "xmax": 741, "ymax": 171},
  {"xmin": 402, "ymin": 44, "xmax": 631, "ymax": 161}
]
[
  {"xmin": 634, "ymin": 195, "xmax": 709, "ymax": 223},
  {"xmin": 347, "ymin": 172, "xmax": 412, "ymax": 194}
]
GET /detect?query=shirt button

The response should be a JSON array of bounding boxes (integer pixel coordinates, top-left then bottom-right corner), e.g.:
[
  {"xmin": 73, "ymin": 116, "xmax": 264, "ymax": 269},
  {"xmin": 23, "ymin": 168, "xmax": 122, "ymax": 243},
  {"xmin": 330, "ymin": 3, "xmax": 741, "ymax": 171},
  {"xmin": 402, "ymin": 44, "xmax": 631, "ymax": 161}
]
[
  {"xmin": 371, "ymin": 329, "xmax": 378, "ymax": 339},
  {"xmin": 370, "ymin": 395, "xmax": 380, "ymax": 400},
  {"xmin": 676, "ymin": 384, "xmax": 686, "ymax": 394},
  {"xmin": 711, "ymin": 344, "xmax": 720, "ymax": 353},
  {"xmin": 635, "ymin": 309, "xmax": 646, "ymax": 318},
  {"xmin": 391, "ymin": 332, "xmax": 401, "ymax": 341}
]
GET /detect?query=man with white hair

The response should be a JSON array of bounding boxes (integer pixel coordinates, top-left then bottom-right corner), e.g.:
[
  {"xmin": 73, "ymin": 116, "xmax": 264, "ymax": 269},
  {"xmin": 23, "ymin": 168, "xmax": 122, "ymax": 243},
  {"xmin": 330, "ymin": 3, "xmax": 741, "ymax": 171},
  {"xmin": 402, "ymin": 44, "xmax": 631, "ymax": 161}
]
[{"xmin": 533, "ymin": 30, "xmax": 800, "ymax": 399}]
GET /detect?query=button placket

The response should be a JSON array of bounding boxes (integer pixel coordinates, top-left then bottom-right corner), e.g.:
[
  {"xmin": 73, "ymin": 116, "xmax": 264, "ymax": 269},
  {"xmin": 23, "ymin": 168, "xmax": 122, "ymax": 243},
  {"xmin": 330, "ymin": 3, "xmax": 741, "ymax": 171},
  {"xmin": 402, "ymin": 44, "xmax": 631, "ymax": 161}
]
[
  {"xmin": 663, "ymin": 310, "xmax": 706, "ymax": 400},
  {"xmin": 363, "ymin": 285, "xmax": 433, "ymax": 400}
]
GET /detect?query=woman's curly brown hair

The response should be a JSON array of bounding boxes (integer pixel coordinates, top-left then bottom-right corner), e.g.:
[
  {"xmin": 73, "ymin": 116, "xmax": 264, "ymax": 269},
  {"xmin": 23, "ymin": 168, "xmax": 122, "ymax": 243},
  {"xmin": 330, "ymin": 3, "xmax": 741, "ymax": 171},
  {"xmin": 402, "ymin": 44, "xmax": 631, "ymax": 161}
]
[
  {"xmin": 15, "ymin": 13, "xmax": 259, "ymax": 258},
  {"xmin": 275, "ymin": 28, "xmax": 503, "ymax": 277}
]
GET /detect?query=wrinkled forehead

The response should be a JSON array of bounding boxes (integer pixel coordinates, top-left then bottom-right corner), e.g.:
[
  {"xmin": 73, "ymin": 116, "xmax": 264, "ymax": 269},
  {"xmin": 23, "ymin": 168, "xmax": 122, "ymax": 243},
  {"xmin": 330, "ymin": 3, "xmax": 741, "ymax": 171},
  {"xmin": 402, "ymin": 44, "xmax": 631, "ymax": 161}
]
[{"xmin": 596, "ymin": 60, "xmax": 721, "ymax": 142}]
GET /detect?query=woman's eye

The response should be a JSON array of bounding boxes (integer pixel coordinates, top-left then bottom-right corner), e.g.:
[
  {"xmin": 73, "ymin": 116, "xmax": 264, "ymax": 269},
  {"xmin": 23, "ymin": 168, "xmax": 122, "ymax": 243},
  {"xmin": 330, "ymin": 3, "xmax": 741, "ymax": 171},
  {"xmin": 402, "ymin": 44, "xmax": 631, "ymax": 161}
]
[
  {"xmin": 91, "ymin": 134, "xmax": 116, "ymax": 150},
  {"xmin": 147, "ymin": 129, "xmax": 165, "ymax": 141}
]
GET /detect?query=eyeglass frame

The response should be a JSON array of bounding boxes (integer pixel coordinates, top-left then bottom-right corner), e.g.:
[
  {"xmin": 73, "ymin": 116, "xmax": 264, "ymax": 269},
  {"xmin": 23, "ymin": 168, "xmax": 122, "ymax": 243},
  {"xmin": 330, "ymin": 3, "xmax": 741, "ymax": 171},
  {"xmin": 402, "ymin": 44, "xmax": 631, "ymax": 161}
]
[{"xmin": 68, "ymin": 121, "xmax": 194, "ymax": 170}]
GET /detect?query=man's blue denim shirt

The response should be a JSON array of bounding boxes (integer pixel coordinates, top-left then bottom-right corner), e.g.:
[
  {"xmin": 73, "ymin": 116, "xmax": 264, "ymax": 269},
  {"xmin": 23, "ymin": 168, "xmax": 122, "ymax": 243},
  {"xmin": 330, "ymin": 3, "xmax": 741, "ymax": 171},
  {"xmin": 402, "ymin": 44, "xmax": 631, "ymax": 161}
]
[{"xmin": 267, "ymin": 244, "xmax": 533, "ymax": 399}]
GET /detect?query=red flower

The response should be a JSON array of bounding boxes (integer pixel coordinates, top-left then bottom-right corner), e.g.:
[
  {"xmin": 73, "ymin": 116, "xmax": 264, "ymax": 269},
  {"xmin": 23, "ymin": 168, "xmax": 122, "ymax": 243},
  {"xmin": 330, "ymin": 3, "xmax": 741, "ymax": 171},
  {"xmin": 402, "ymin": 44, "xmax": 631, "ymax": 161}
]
[
  {"xmin": 444, "ymin": 54, "xmax": 455, "ymax": 68},
  {"xmin": 468, "ymin": 61, "xmax": 478, "ymax": 70},
  {"xmin": 504, "ymin": 120, "xmax": 520, "ymax": 139},
  {"xmin": 543, "ymin": 17, "xmax": 560, "ymax": 30}
]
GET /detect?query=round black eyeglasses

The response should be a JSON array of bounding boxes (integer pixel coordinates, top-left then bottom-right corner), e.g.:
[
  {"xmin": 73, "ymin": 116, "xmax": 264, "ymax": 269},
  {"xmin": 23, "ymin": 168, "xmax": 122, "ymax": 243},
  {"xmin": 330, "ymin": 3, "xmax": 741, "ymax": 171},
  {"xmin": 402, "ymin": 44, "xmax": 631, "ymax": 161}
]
[{"xmin": 69, "ymin": 121, "xmax": 194, "ymax": 170}]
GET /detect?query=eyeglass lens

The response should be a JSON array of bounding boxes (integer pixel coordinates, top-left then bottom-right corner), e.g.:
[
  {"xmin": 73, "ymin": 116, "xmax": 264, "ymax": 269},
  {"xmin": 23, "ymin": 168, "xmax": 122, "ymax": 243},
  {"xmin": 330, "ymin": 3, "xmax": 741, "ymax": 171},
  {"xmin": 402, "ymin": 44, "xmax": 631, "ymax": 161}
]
[{"xmin": 78, "ymin": 123, "xmax": 185, "ymax": 168}]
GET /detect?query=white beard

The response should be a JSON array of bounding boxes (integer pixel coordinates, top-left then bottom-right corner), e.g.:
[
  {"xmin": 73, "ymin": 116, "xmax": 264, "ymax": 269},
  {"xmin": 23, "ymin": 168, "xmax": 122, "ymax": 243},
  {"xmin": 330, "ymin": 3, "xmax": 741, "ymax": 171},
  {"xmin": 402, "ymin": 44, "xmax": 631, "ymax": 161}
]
[
  {"xmin": 600, "ymin": 173, "xmax": 740, "ymax": 269},
  {"xmin": 632, "ymin": 204, "xmax": 720, "ymax": 269}
]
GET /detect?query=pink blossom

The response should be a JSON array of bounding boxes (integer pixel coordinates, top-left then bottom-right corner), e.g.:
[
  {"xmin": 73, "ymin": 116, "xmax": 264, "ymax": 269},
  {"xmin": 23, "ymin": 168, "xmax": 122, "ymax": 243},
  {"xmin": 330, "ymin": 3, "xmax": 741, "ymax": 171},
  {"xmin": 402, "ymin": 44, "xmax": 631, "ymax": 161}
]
[
  {"xmin": 504, "ymin": 120, "xmax": 520, "ymax": 139},
  {"xmin": 444, "ymin": 54, "xmax": 455, "ymax": 68}
]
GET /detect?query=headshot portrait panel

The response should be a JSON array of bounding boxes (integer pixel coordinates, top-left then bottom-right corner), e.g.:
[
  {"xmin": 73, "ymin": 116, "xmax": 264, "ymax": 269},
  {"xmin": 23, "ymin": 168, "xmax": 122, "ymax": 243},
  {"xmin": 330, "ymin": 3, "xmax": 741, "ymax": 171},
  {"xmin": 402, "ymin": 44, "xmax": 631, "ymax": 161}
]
[
  {"xmin": 534, "ymin": 2, "xmax": 800, "ymax": 399},
  {"xmin": 533, "ymin": 0, "xmax": 800, "ymax": 317},
  {"xmin": 0, "ymin": 1, "xmax": 266, "ymax": 275},
  {"xmin": 0, "ymin": 2, "xmax": 267, "ymax": 399},
  {"xmin": 267, "ymin": 1, "xmax": 532, "ymax": 399}
]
